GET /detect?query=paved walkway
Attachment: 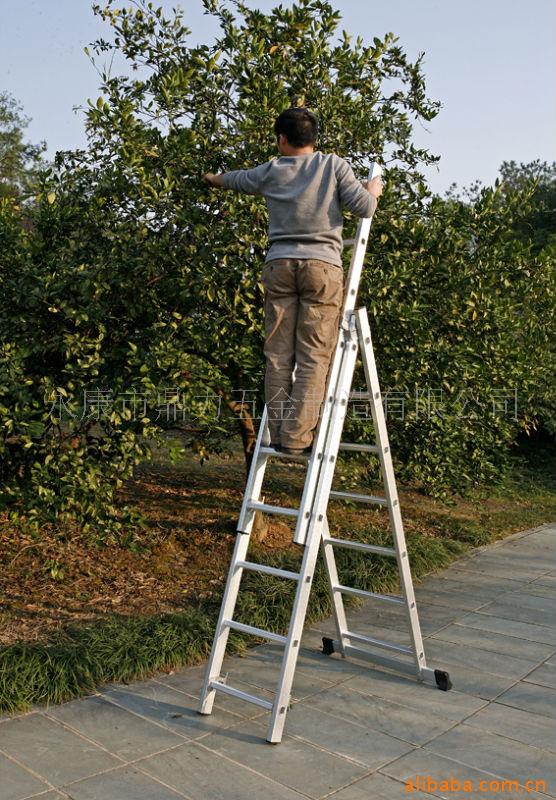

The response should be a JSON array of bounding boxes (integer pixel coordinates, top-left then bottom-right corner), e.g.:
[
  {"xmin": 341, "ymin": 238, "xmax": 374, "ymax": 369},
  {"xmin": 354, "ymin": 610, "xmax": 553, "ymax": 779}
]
[{"xmin": 1, "ymin": 523, "xmax": 556, "ymax": 800}]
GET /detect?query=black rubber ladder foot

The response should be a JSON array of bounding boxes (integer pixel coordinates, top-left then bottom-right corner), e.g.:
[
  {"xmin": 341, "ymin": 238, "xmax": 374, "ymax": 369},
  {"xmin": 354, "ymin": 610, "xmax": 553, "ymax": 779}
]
[
  {"xmin": 434, "ymin": 669, "xmax": 452, "ymax": 692},
  {"xmin": 321, "ymin": 637, "xmax": 335, "ymax": 656}
]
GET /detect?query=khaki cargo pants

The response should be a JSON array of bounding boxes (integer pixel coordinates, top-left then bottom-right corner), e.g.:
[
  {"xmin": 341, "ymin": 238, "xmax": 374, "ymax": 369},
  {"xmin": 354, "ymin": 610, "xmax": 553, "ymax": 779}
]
[{"xmin": 261, "ymin": 258, "xmax": 344, "ymax": 450}]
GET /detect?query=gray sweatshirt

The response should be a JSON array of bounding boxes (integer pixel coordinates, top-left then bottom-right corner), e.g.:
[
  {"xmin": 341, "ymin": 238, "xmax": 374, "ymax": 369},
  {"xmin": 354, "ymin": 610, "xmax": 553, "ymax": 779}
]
[{"xmin": 222, "ymin": 151, "xmax": 377, "ymax": 267}]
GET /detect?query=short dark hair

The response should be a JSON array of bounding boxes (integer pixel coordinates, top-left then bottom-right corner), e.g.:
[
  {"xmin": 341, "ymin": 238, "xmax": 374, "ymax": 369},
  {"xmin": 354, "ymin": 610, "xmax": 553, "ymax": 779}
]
[{"xmin": 274, "ymin": 107, "xmax": 318, "ymax": 148}]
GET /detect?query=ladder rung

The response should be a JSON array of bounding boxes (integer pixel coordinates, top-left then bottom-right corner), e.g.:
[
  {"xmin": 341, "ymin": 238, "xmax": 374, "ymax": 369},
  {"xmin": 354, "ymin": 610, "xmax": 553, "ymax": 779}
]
[
  {"xmin": 329, "ymin": 490, "xmax": 387, "ymax": 506},
  {"xmin": 334, "ymin": 585, "xmax": 405, "ymax": 604},
  {"xmin": 344, "ymin": 630, "xmax": 413, "ymax": 655},
  {"xmin": 338, "ymin": 442, "xmax": 379, "ymax": 453},
  {"xmin": 342, "ymin": 238, "xmax": 356, "ymax": 247},
  {"xmin": 323, "ymin": 537, "xmax": 396, "ymax": 557},
  {"xmin": 209, "ymin": 681, "xmax": 273, "ymax": 711},
  {"xmin": 247, "ymin": 501, "xmax": 299, "ymax": 518},
  {"xmin": 223, "ymin": 619, "xmax": 288, "ymax": 644},
  {"xmin": 348, "ymin": 391, "xmax": 370, "ymax": 400},
  {"xmin": 236, "ymin": 561, "xmax": 300, "ymax": 581}
]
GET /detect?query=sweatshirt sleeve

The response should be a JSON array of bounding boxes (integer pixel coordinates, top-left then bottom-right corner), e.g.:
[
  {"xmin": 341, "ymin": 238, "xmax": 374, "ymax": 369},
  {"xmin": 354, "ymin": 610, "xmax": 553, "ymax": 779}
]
[
  {"xmin": 335, "ymin": 156, "xmax": 377, "ymax": 218},
  {"xmin": 222, "ymin": 161, "xmax": 272, "ymax": 195}
]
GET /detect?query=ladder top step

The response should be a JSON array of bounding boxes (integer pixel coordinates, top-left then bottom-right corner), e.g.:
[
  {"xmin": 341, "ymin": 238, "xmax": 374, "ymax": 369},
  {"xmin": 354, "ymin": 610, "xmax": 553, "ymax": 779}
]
[{"xmin": 247, "ymin": 501, "xmax": 299, "ymax": 518}]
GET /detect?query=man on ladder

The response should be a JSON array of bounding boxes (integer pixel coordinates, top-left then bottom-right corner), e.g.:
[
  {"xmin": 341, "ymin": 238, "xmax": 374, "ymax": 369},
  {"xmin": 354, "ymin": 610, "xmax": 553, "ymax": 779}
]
[
  {"xmin": 200, "ymin": 108, "xmax": 451, "ymax": 744},
  {"xmin": 203, "ymin": 106, "xmax": 383, "ymax": 454}
]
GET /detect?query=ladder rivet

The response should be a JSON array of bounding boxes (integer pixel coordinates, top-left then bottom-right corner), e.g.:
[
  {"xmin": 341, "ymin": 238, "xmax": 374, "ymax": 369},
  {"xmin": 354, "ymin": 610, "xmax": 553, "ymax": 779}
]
[
  {"xmin": 330, "ymin": 455, "xmax": 335, "ymax": 462},
  {"xmin": 280, "ymin": 707, "xmax": 286, "ymax": 714},
  {"xmin": 305, "ymin": 512, "xmax": 310, "ymax": 519},
  {"xmin": 352, "ymin": 344, "xmax": 356, "ymax": 350},
  {"xmin": 410, "ymin": 602, "xmax": 415, "ymax": 608},
  {"xmin": 375, "ymin": 392, "xmax": 380, "ymax": 399},
  {"xmin": 402, "ymin": 552, "xmax": 407, "ymax": 558},
  {"xmin": 393, "ymin": 500, "xmax": 398, "ymax": 506},
  {"xmin": 365, "ymin": 337, "xmax": 370, "ymax": 344},
  {"xmin": 362, "ymin": 238, "xmax": 366, "ymax": 244},
  {"xmin": 293, "ymin": 640, "xmax": 299, "ymax": 647},
  {"xmin": 384, "ymin": 447, "xmax": 389, "ymax": 453},
  {"xmin": 341, "ymin": 399, "xmax": 346, "ymax": 405},
  {"xmin": 318, "ymin": 514, "xmax": 323, "ymax": 521},
  {"xmin": 306, "ymin": 576, "xmax": 311, "ymax": 582},
  {"xmin": 350, "ymin": 289, "xmax": 356, "ymax": 295},
  {"xmin": 419, "ymin": 652, "xmax": 424, "ymax": 659}
]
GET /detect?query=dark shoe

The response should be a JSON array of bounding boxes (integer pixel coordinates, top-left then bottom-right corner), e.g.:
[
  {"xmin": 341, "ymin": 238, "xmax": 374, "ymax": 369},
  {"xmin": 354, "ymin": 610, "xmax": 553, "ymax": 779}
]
[{"xmin": 279, "ymin": 445, "xmax": 313, "ymax": 456}]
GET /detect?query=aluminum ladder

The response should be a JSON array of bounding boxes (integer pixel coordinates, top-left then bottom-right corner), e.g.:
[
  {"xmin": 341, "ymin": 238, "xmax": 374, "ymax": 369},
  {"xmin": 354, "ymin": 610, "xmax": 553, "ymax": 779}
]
[{"xmin": 198, "ymin": 162, "xmax": 452, "ymax": 743}]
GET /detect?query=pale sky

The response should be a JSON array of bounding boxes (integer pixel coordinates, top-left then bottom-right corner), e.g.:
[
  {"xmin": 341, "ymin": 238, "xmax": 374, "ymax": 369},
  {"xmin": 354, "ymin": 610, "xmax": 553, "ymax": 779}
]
[{"xmin": 1, "ymin": 0, "xmax": 555, "ymax": 194}]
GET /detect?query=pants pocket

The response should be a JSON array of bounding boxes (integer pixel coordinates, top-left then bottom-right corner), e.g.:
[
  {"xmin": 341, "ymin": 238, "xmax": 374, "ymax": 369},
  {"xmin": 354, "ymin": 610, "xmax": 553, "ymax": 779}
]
[{"xmin": 303, "ymin": 305, "xmax": 341, "ymax": 351}]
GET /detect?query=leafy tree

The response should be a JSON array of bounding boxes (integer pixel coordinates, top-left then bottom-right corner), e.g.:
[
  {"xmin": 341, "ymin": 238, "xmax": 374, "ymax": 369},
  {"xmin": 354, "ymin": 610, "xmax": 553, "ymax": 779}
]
[
  {"xmin": 499, "ymin": 160, "xmax": 556, "ymax": 437},
  {"xmin": 0, "ymin": 91, "xmax": 47, "ymax": 200},
  {"xmin": 1, "ymin": 0, "xmax": 554, "ymax": 538},
  {"xmin": 499, "ymin": 159, "xmax": 556, "ymax": 253}
]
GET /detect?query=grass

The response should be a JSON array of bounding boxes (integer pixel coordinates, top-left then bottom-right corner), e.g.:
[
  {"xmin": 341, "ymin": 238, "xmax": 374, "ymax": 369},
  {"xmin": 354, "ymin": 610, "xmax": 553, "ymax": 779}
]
[{"xmin": 0, "ymin": 435, "xmax": 554, "ymax": 716}]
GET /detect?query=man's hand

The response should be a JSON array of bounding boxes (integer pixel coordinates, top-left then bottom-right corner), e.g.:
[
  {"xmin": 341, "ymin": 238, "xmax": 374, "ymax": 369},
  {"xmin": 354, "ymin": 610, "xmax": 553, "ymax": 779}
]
[
  {"xmin": 363, "ymin": 175, "xmax": 384, "ymax": 200},
  {"xmin": 203, "ymin": 172, "xmax": 225, "ymax": 188}
]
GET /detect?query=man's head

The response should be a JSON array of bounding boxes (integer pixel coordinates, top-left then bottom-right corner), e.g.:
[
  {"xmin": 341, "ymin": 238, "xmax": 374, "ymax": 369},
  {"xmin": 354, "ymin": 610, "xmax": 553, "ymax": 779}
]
[{"xmin": 274, "ymin": 107, "xmax": 318, "ymax": 155}]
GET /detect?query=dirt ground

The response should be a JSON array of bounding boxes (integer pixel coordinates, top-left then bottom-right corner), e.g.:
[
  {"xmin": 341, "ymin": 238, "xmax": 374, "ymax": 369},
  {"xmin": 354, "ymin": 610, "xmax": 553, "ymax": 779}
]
[{"xmin": 0, "ymin": 445, "xmax": 551, "ymax": 646}]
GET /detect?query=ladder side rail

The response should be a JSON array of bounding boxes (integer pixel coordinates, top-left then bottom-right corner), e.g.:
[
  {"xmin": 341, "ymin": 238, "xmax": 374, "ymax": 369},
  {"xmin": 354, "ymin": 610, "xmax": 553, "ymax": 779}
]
[
  {"xmin": 237, "ymin": 406, "xmax": 272, "ymax": 534},
  {"xmin": 267, "ymin": 327, "xmax": 360, "ymax": 742},
  {"xmin": 320, "ymin": 516, "xmax": 349, "ymax": 657},
  {"xmin": 354, "ymin": 308, "xmax": 428, "ymax": 678},
  {"xmin": 198, "ymin": 529, "xmax": 252, "ymax": 714},
  {"xmin": 199, "ymin": 407, "xmax": 272, "ymax": 714},
  {"xmin": 288, "ymin": 214, "xmax": 363, "ymax": 545},
  {"xmin": 291, "ymin": 326, "xmax": 346, "ymax": 545},
  {"xmin": 340, "ymin": 162, "xmax": 382, "ymax": 328}
]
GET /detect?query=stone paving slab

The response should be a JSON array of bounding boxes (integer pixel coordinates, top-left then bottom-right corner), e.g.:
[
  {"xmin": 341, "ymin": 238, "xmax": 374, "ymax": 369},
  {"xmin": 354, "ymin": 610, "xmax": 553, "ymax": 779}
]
[
  {"xmin": 60, "ymin": 765, "xmax": 191, "ymax": 800},
  {"xmin": 381, "ymin": 748, "xmax": 549, "ymax": 800},
  {"xmin": 325, "ymin": 771, "xmax": 439, "ymax": 799},
  {"xmin": 0, "ymin": 713, "xmax": 120, "ymax": 786},
  {"xmin": 45, "ymin": 695, "xmax": 184, "ymax": 761},
  {"xmin": 425, "ymin": 724, "xmax": 556, "ymax": 790},
  {"xmin": 465, "ymin": 701, "xmax": 556, "ymax": 753},
  {"xmin": 25, "ymin": 794, "xmax": 66, "ymax": 800},
  {"xmin": 1, "ymin": 522, "xmax": 555, "ymax": 800},
  {"xmin": 138, "ymin": 741, "xmax": 306, "ymax": 800},
  {"xmin": 455, "ymin": 610, "xmax": 556, "ymax": 645},
  {"xmin": 198, "ymin": 717, "xmax": 370, "ymax": 798},
  {"xmin": 524, "ymin": 661, "xmax": 556, "ymax": 689},
  {"xmin": 305, "ymin": 683, "xmax": 464, "ymax": 745},
  {"xmin": 430, "ymin": 621, "xmax": 556, "ymax": 660},
  {"xmin": 279, "ymin": 702, "xmax": 414, "ymax": 768},
  {"xmin": 0, "ymin": 752, "xmax": 50, "ymax": 800},
  {"xmin": 496, "ymin": 681, "xmax": 556, "ymax": 719}
]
